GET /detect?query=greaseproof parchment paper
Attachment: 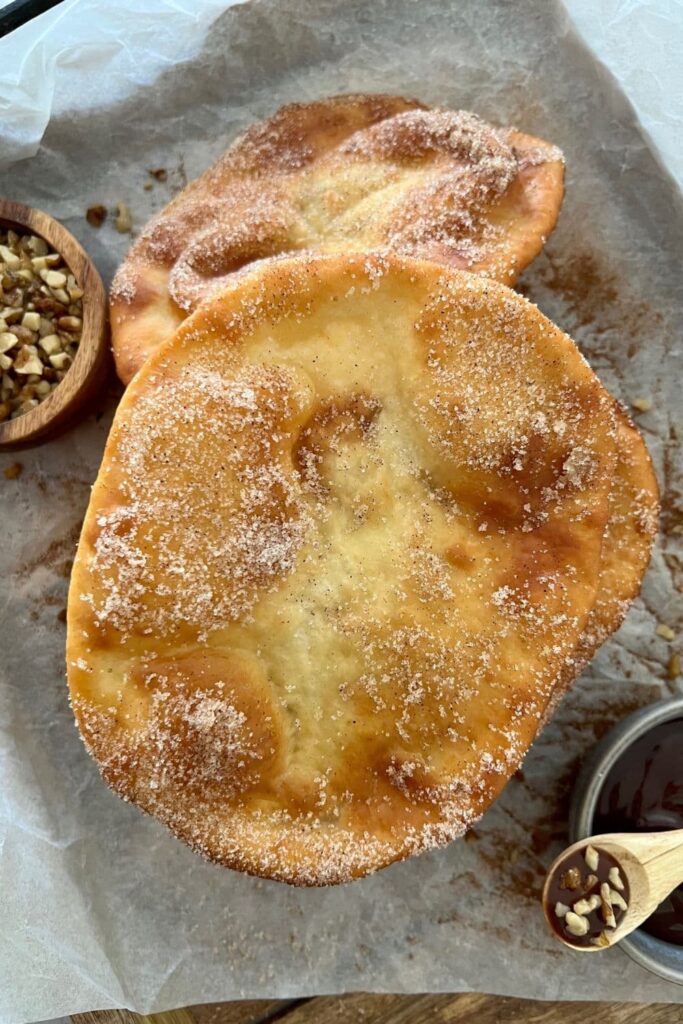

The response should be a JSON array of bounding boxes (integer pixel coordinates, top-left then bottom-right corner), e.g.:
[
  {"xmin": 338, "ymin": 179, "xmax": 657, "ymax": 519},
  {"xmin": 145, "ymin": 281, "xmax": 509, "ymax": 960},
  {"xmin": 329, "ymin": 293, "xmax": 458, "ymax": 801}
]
[{"xmin": 1, "ymin": 0, "xmax": 681, "ymax": 1019}]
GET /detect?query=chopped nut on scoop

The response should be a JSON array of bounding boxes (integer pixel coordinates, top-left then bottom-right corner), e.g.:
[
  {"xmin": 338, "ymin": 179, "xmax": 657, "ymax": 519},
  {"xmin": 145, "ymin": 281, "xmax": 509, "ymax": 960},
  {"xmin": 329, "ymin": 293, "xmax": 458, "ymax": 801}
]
[
  {"xmin": 565, "ymin": 912, "xmax": 589, "ymax": 937},
  {"xmin": 600, "ymin": 883, "xmax": 617, "ymax": 929},
  {"xmin": 608, "ymin": 866, "xmax": 625, "ymax": 891},
  {"xmin": 547, "ymin": 846, "xmax": 630, "ymax": 948},
  {"xmin": 584, "ymin": 845, "xmax": 599, "ymax": 871}
]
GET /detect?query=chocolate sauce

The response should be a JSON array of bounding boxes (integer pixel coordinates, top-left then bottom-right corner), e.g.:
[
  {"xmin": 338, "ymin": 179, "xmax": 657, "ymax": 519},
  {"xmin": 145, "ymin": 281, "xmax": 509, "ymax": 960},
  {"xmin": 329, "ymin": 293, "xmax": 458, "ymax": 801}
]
[{"xmin": 593, "ymin": 718, "xmax": 683, "ymax": 946}]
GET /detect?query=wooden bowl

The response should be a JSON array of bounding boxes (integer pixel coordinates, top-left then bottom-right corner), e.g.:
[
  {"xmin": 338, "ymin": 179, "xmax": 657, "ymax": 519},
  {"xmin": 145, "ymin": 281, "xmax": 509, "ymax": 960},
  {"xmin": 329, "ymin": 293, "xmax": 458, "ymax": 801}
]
[{"xmin": 0, "ymin": 199, "xmax": 110, "ymax": 451}]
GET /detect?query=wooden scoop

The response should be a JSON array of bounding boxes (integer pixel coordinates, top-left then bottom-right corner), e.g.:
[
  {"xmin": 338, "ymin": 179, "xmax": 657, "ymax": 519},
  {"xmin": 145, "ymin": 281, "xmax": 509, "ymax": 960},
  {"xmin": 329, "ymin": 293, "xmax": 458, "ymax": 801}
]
[{"xmin": 542, "ymin": 829, "xmax": 683, "ymax": 951}]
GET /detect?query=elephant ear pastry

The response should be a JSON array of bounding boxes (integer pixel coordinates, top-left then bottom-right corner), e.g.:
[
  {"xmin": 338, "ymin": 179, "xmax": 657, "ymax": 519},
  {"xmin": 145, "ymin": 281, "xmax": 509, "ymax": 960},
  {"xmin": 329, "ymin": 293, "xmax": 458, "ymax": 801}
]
[
  {"xmin": 544, "ymin": 406, "xmax": 658, "ymax": 721},
  {"xmin": 69, "ymin": 253, "xmax": 627, "ymax": 885},
  {"xmin": 110, "ymin": 93, "xmax": 564, "ymax": 382}
]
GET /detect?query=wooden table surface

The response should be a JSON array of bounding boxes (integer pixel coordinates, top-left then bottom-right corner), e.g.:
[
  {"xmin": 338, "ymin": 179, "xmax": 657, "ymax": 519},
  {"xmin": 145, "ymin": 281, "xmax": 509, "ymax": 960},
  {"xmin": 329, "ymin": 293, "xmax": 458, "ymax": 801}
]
[{"xmin": 73, "ymin": 993, "xmax": 683, "ymax": 1024}]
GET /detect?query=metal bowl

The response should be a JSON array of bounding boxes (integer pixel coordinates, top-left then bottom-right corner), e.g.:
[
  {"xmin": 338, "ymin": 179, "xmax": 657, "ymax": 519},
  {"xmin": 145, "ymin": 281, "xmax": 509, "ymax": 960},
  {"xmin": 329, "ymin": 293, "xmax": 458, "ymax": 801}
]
[{"xmin": 569, "ymin": 694, "xmax": 683, "ymax": 985}]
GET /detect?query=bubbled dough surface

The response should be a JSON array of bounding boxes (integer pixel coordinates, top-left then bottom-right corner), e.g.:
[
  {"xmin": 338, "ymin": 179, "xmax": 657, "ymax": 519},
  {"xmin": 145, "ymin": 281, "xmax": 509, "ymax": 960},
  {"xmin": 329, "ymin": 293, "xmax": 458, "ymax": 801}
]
[{"xmin": 69, "ymin": 254, "xmax": 618, "ymax": 884}]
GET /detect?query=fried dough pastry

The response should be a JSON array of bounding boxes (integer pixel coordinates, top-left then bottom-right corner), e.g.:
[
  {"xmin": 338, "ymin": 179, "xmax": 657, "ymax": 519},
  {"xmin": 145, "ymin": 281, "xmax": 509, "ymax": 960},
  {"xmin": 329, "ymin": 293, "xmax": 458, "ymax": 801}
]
[
  {"xmin": 546, "ymin": 407, "xmax": 659, "ymax": 717},
  {"xmin": 69, "ymin": 254, "xmax": 623, "ymax": 884},
  {"xmin": 585, "ymin": 409, "xmax": 658, "ymax": 653},
  {"xmin": 110, "ymin": 94, "xmax": 564, "ymax": 383}
]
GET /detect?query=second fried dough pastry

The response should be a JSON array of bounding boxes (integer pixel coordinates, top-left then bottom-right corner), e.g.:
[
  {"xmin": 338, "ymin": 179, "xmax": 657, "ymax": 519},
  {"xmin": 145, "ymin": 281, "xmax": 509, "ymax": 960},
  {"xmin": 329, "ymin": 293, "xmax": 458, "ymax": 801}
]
[
  {"xmin": 583, "ymin": 409, "xmax": 658, "ymax": 656},
  {"xmin": 545, "ymin": 407, "xmax": 658, "ymax": 719},
  {"xmin": 69, "ymin": 254, "xmax": 627, "ymax": 885},
  {"xmin": 111, "ymin": 94, "xmax": 564, "ymax": 382}
]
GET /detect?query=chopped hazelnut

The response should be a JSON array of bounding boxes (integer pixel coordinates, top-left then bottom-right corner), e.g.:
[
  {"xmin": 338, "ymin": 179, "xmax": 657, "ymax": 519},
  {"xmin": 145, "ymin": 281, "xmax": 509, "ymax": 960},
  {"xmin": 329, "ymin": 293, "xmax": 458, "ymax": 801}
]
[
  {"xmin": 600, "ymin": 883, "xmax": 616, "ymax": 928},
  {"xmin": 27, "ymin": 235, "xmax": 48, "ymax": 256},
  {"xmin": 559, "ymin": 867, "xmax": 582, "ymax": 890},
  {"xmin": 609, "ymin": 889, "xmax": 628, "ymax": 912},
  {"xmin": 9, "ymin": 324, "xmax": 34, "ymax": 344},
  {"xmin": 584, "ymin": 845, "xmax": 599, "ymax": 871},
  {"xmin": 21, "ymin": 311, "xmax": 41, "ymax": 331},
  {"xmin": 40, "ymin": 269, "xmax": 67, "ymax": 288},
  {"xmin": 608, "ymin": 866, "xmax": 624, "ymax": 891},
  {"xmin": 14, "ymin": 345, "xmax": 43, "ymax": 375},
  {"xmin": 39, "ymin": 334, "xmax": 62, "ymax": 355},
  {"xmin": 565, "ymin": 912, "xmax": 589, "ymax": 937},
  {"xmin": 49, "ymin": 352, "xmax": 72, "ymax": 370},
  {"xmin": 0, "ymin": 244, "xmax": 21, "ymax": 268},
  {"xmin": 57, "ymin": 315, "xmax": 82, "ymax": 332},
  {"xmin": 573, "ymin": 894, "xmax": 601, "ymax": 916},
  {"xmin": 86, "ymin": 205, "xmax": 107, "ymax": 228},
  {"xmin": 115, "ymin": 202, "xmax": 133, "ymax": 233}
]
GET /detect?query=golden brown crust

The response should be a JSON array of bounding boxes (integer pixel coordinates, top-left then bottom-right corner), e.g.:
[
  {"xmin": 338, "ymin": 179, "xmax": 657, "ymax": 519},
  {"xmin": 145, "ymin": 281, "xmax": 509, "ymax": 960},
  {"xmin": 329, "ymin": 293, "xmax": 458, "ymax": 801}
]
[
  {"xmin": 578, "ymin": 406, "xmax": 659, "ymax": 656},
  {"xmin": 544, "ymin": 406, "xmax": 659, "ymax": 721},
  {"xmin": 110, "ymin": 94, "xmax": 564, "ymax": 383},
  {"xmin": 69, "ymin": 254, "xmax": 624, "ymax": 884}
]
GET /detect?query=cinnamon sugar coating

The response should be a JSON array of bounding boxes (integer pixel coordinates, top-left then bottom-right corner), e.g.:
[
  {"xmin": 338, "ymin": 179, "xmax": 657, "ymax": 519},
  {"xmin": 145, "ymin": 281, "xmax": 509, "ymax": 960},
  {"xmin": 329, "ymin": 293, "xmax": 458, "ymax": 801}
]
[{"xmin": 110, "ymin": 94, "xmax": 564, "ymax": 383}]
